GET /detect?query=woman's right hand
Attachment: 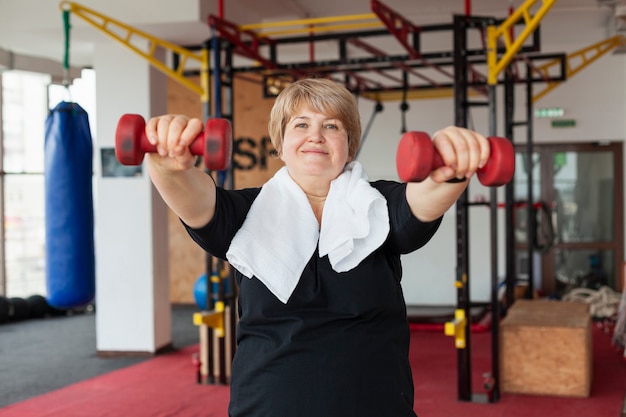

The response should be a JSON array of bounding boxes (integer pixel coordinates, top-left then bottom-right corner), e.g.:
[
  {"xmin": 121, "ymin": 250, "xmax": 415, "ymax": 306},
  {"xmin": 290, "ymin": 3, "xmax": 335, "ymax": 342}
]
[{"xmin": 145, "ymin": 114, "xmax": 204, "ymax": 172}]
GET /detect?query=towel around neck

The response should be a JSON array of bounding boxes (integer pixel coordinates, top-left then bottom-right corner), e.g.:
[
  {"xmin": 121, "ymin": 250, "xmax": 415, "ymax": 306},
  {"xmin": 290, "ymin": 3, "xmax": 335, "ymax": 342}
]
[{"xmin": 226, "ymin": 161, "xmax": 390, "ymax": 303}]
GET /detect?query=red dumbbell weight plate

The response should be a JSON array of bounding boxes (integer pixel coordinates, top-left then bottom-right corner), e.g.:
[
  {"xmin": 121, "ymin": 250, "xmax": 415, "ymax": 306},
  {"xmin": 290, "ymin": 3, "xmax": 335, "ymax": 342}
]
[
  {"xmin": 396, "ymin": 131, "xmax": 435, "ymax": 183},
  {"xmin": 203, "ymin": 118, "xmax": 233, "ymax": 172},
  {"xmin": 477, "ymin": 137, "xmax": 515, "ymax": 187},
  {"xmin": 115, "ymin": 114, "xmax": 152, "ymax": 166}
]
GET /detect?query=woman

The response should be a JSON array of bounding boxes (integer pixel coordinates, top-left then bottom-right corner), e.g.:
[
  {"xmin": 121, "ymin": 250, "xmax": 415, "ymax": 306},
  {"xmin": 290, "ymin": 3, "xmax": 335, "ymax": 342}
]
[{"xmin": 145, "ymin": 77, "xmax": 490, "ymax": 416}]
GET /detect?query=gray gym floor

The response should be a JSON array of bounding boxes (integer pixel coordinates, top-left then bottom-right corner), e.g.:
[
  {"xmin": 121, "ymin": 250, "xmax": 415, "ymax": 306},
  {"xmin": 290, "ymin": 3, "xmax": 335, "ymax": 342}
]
[{"xmin": 0, "ymin": 304, "xmax": 199, "ymax": 408}]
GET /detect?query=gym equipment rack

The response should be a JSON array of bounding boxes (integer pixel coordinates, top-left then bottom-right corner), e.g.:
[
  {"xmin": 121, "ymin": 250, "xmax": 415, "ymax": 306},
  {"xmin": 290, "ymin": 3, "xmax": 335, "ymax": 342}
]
[{"xmin": 60, "ymin": 0, "xmax": 626, "ymax": 402}]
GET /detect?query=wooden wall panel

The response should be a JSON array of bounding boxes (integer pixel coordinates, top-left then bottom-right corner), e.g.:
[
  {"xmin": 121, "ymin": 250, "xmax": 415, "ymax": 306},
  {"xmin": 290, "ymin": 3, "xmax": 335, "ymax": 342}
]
[
  {"xmin": 165, "ymin": 75, "xmax": 282, "ymax": 304},
  {"xmin": 166, "ymin": 77, "xmax": 204, "ymax": 304},
  {"xmin": 231, "ymin": 75, "xmax": 284, "ymax": 188}
]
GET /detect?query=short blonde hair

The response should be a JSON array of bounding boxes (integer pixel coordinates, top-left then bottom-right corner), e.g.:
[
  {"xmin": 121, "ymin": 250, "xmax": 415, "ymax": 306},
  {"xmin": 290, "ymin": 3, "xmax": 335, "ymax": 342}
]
[{"xmin": 268, "ymin": 77, "xmax": 361, "ymax": 159}]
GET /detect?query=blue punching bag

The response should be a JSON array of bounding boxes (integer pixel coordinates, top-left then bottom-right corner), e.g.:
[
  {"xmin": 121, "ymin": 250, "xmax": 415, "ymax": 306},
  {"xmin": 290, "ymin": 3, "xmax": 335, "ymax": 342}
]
[{"xmin": 44, "ymin": 101, "xmax": 95, "ymax": 309}]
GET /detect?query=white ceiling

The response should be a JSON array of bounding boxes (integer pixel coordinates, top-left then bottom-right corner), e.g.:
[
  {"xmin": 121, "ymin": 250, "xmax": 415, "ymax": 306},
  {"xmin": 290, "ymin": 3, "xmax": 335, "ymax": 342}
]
[{"xmin": 0, "ymin": 0, "xmax": 622, "ymax": 71}]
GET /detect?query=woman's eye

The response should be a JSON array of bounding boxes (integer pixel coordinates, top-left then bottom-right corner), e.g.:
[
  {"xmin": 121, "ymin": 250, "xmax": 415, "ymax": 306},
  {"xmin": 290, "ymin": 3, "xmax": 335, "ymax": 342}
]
[
  {"xmin": 295, "ymin": 123, "xmax": 307, "ymax": 128},
  {"xmin": 325, "ymin": 124, "xmax": 337, "ymax": 130}
]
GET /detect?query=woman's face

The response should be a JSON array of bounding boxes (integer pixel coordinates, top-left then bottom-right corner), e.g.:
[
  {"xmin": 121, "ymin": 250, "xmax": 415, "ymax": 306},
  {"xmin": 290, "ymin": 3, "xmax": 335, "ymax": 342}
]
[{"xmin": 280, "ymin": 105, "xmax": 351, "ymax": 184}]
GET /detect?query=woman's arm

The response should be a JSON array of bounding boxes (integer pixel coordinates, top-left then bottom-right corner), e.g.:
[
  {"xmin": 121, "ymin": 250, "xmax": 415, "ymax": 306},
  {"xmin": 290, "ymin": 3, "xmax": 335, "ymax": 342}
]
[
  {"xmin": 144, "ymin": 114, "xmax": 217, "ymax": 228},
  {"xmin": 405, "ymin": 126, "xmax": 490, "ymax": 222}
]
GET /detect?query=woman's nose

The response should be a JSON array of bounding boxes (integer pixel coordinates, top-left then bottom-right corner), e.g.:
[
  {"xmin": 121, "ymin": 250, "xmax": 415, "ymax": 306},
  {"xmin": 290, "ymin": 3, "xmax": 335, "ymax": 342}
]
[{"xmin": 307, "ymin": 126, "xmax": 323, "ymax": 142}]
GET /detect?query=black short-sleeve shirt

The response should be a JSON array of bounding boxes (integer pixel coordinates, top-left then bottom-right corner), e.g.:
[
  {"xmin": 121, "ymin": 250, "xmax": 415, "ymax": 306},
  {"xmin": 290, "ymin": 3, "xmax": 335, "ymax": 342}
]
[{"xmin": 185, "ymin": 180, "xmax": 442, "ymax": 417}]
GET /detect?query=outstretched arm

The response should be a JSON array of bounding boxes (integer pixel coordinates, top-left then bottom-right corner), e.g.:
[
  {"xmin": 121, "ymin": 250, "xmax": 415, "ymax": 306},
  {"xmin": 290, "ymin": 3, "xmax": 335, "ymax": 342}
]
[
  {"xmin": 405, "ymin": 126, "xmax": 490, "ymax": 222},
  {"xmin": 144, "ymin": 114, "xmax": 217, "ymax": 228}
]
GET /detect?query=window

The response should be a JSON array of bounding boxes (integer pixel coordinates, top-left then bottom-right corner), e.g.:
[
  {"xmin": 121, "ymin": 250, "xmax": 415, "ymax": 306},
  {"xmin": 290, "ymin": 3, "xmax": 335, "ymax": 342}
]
[
  {"xmin": 2, "ymin": 70, "xmax": 50, "ymax": 297},
  {"xmin": 1, "ymin": 69, "xmax": 96, "ymax": 298}
]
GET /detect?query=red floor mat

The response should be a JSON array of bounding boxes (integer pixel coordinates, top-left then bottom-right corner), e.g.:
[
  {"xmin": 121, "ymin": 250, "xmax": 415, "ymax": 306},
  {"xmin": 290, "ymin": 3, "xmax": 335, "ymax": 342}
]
[
  {"xmin": 410, "ymin": 323, "xmax": 626, "ymax": 417},
  {"xmin": 1, "ymin": 323, "xmax": 624, "ymax": 417},
  {"xmin": 0, "ymin": 346, "xmax": 230, "ymax": 417}
]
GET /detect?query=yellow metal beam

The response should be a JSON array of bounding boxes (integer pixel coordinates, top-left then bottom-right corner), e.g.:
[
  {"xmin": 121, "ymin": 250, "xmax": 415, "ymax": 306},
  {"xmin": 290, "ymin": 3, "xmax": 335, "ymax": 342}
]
[
  {"xmin": 487, "ymin": 0, "xmax": 556, "ymax": 85},
  {"xmin": 59, "ymin": 1, "xmax": 208, "ymax": 100},
  {"xmin": 239, "ymin": 13, "xmax": 383, "ymax": 37},
  {"xmin": 532, "ymin": 35, "xmax": 626, "ymax": 103},
  {"xmin": 251, "ymin": 22, "xmax": 384, "ymax": 38}
]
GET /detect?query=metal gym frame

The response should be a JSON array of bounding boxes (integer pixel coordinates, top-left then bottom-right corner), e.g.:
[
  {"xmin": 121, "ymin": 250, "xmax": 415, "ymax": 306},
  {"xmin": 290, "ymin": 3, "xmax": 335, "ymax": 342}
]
[
  {"xmin": 195, "ymin": 17, "xmax": 621, "ymax": 389},
  {"xmin": 198, "ymin": 0, "xmax": 565, "ymax": 402},
  {"xmin": 64, "ymin": 0, "xmax": 626, "ymax": 401}
]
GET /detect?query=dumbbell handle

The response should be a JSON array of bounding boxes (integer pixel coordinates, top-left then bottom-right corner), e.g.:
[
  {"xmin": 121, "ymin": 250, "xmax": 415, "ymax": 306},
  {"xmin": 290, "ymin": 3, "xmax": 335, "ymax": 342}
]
[
  {"xmin": 115, "ymin": 114, "xmax": 232, "ymax": 171},
  {"xmin": 125, "ymin": 125, "xmax": 206, "ymax": 158}
]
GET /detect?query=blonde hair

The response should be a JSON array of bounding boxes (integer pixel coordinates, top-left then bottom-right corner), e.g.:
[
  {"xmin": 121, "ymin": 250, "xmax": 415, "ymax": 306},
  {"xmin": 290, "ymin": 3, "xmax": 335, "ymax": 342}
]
[{"xmin": 268, "ymin": 77, "xmax": 361, "ymax": 159}]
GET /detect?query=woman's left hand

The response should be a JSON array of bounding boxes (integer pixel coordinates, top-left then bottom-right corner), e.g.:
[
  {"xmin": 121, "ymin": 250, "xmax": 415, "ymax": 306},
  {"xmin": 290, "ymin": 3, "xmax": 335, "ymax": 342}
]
[{"xmin": 428, "ymin": 126, "xmax": 491, "ymax": 184}]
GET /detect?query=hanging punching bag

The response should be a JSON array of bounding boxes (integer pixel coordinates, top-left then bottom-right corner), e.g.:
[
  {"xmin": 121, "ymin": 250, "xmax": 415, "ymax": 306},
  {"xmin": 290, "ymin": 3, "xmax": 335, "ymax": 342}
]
[{"xmin": 44, "ymin": 101, "xmax": 95, "ymax": 309}]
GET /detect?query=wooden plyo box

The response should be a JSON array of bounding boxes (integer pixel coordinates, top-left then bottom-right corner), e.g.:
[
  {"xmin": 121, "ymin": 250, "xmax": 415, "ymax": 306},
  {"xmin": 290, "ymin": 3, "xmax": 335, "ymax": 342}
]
[{"xmin": 500, "ymin": 300, "xmax": 592, "ymax": 397}]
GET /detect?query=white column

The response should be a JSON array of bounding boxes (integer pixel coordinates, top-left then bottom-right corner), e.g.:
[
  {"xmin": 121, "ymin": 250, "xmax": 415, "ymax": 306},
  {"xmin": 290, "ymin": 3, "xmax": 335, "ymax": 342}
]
[{"xmin": 93, "ymin": 41, "xmax": 171, "ymax": 354}]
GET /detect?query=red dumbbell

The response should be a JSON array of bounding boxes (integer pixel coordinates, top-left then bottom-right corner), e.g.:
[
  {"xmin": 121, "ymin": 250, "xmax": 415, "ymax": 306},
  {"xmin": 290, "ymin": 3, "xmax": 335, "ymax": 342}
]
[
  {"xmin": 115, "ymin": 114, "xmax": 232, "ymax": 171},
  {"xmin": 396, "ymin": 131, "xmax": 515, "ymax": 187}
]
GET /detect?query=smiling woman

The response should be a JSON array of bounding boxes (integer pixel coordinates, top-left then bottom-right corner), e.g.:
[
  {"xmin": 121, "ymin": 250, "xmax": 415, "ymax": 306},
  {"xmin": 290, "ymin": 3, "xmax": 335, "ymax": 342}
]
[{"xmin": 141, "ymin": 76, "xmax": 493, "ymax": 417}]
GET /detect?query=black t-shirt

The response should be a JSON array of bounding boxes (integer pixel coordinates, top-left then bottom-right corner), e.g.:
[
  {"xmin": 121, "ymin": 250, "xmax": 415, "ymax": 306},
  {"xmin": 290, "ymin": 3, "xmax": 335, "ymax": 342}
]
[{"xmin": 185, "ymin": 180, "xmax": 442, "ymax": 417}]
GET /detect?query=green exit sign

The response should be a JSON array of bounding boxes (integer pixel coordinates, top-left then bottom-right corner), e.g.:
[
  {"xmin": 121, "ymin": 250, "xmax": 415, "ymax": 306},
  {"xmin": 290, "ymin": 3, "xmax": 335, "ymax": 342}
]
[
  {"xmin": 551, "ymin": 119, "xmax": 576, "ymax": 128},
  {"xmin": 535, "ymin": 107, "xmax": 564, "ymax": 118}
]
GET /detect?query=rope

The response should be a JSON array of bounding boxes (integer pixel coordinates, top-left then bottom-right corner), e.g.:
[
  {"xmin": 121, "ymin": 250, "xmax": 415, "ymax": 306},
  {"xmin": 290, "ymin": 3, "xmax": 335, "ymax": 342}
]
[
  {"xmin": 399, "ymin": 83, "xmax": 409, "ymax": 134},
  {"xmin": 62, "ymin": 9, "xmax": 71, "ymax": 88},
  {"xmin": 355, "ymin": 101, "xmax": 383, "ymax": 159},
  {"xmin": 562, "ymin": 286, "xmax": 621, "ymax": 319}
]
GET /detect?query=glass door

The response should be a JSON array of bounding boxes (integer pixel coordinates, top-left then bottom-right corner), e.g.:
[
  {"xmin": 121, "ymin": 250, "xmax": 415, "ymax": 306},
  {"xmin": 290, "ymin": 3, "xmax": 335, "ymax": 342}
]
[{"xmin": 514, "ymin": 143, "xmax": 623, "ymax": 296}]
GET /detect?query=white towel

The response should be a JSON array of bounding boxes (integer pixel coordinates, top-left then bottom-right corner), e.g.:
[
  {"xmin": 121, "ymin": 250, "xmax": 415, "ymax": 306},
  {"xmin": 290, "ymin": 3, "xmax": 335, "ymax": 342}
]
[
  {"xmin": 226, "ymin": 161, "xmax": 389, "ymax": 303},
  {"xmin": 319, "ymin": 161, "xmax": 390, "ymax": 271}
]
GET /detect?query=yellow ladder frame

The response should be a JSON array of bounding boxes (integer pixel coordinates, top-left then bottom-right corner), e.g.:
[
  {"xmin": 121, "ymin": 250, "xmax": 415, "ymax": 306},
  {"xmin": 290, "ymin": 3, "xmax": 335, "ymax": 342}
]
[
  {"xmin": 59, "ymin": 1, "xmax": 208, "ymax": 102},
  {"xmin": 487, "ymin": 0, "xmax": 557, "ymax": 85},
  {"xmin": 532, "ymin": 35, "xmax": 626, "ymax": 102}
]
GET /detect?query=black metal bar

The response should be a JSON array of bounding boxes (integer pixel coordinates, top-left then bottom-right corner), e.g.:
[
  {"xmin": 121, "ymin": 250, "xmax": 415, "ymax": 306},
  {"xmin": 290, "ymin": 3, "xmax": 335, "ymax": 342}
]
[
  {"xmin": 212, "ymin": 36, "xmax": 223, "ymax": 118},
  {"xmin": 487, "ymin": 80, "xmax": 501, "ymax": 404},
  {"xmin": 228, "ymin": 271, "xmax": 237, "ymax": 377},
  {"xmin": 339, "ymin": 38, "xmax": 347, "ymax": 63},
  {"xmin": 202, "ymin": 40, "xmax": 212, "ymax": 126},
  {"xmin": 219, "ymin": 40, "xmax": 235, "ymax": 386},
  {"xmin": 252, "ymin": 16, "xmax": 518, "ymax": 46},
  {"xmin": 223, "ymin": 40, "xmax": 235, "ymax": 191},
  {"xmin": 261, "ymin": 25, "xmax": 451, "ymax": 45},
  {"xmin": 466, "ymin": 101, "xmax": 490, "ymax": 107},
  {"xmin": 218, "ymin": 265, "xmax": 227, "ymax": 385},
  {"xmin": 206, "ymin": 325, "xmax": 215, "ymax": 384},
  {"xmin": 229, "ymin": 48, "xmax": 547, "ymax": 73},
  {"xmin": 269, "ymin": 42, "xmax": 277, "ymax": 64},
  {"xmin": 525, "ymin": 64, "xmax": 535, "ymax": 299},
  {"xmin": 177, "ymin": 12, "xmax": 550, "ymax": 104},
  {"xmin": 453, "ymin": 14, "xmax": 472, "ymax": 403},
  {"xmin": 400, "ymin": 71, "xmax": 408, "ymax": 133},
  {"xmin": 503, "ymin": 69, "xmax": 516, "ymax": 314}
]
